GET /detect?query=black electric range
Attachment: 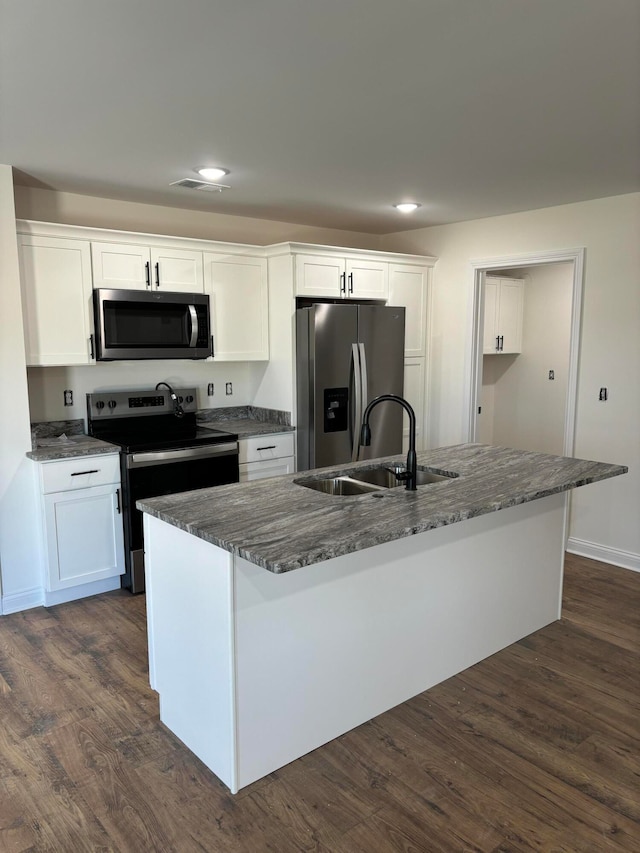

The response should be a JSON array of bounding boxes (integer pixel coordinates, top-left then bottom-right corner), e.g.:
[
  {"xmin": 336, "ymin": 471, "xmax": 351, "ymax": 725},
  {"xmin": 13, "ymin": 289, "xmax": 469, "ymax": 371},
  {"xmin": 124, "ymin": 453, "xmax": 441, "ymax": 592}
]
[{"xmin": 87, "ymin": 386, "xmax": 239, "ymax": 593}]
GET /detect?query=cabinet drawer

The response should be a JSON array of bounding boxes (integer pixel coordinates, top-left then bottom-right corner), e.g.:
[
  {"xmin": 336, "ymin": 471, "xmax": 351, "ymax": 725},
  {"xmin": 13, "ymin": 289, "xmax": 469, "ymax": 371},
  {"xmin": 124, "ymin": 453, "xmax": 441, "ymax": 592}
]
[
  {"xmin": 238, "ymin": 433, "xmax": 294, "ymax": 464},
  {"xmin": 239, "ymin": 457, "xmax": 295, "ymax": 482},
  {"xmin": 40, "ymin": 454, "xmax": 121, "ymax": 494}
]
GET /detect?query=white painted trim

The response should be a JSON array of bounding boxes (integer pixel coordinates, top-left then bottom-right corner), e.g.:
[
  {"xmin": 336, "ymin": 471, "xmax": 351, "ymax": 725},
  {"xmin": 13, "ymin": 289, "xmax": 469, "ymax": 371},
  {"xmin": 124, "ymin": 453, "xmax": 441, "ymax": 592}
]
[
  {"xmin": 44, "ymin": 576, "xmax": 122, "ymax": 607},
  {"xmin": 424, "ymin": 265, "xmax": 435, "ymax": 449},
  {"xmin": 466, "ymin": 248, "xmax": 585, "ymax": 456},
  {"xmin": 264, "ymin": 241, "xmax": 437, "ymax": 265},
  {"xmin": 16, "ymin": 219, "xmax": 264, "ymax": 256},
  {"xmin": 567, "ymin": 538, "xmax": 640, "ymax": 573},
  {"xmin": 16, "ymin": 221, "xmax": 438, "ymax": 267},
  {"xmin": 2, "ymin": 587, "xmax": 44, "ymax": 614}
]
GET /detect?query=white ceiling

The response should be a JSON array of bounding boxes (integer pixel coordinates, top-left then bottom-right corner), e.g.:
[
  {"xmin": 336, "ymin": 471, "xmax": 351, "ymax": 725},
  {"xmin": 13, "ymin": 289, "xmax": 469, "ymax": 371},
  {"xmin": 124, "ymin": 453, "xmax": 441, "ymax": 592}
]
[{"xmin": 1, "ymin": 0, "xmax": 638, "ymax": 234}]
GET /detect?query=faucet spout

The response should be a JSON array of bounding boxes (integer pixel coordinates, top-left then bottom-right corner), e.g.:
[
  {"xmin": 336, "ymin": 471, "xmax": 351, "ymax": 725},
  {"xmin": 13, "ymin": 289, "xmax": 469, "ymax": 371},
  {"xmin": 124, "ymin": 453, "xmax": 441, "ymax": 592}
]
[{"xmin": 360, "ymin": 394, "xmax": 417, "ymax": 491}]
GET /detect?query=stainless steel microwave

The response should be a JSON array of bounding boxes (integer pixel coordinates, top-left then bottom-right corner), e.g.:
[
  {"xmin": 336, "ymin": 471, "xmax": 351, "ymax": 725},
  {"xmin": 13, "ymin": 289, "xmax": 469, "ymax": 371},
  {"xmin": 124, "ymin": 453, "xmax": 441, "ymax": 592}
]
[{"xmin": 93, "ymin": 289, "xmax": 212, "ymax": 360}]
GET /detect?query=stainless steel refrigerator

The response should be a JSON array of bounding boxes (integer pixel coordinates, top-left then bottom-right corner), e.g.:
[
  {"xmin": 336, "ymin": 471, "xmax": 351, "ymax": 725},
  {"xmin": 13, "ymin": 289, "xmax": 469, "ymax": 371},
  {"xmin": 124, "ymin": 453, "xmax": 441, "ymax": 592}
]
[{"xmin": 296, "ymin": 303, "xmax": 406, "ymax": 470}]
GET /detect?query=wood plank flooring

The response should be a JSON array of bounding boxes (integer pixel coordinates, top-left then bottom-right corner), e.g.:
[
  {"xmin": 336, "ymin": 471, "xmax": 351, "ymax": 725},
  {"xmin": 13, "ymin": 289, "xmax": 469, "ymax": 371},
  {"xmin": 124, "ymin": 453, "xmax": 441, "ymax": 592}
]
[{"xmin": 0, "ymin": 553, "xmax": 637, "ymax": 852}]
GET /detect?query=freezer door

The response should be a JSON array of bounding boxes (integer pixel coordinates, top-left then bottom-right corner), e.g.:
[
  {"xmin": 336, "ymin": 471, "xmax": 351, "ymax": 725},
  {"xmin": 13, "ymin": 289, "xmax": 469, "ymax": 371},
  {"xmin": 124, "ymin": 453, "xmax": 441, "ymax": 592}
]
[
  {"xmin": 357, "ymin": 305, "xmax": 406, "ymax": 461},
  {"xmin": 296, "ymin": 304, "xmax": 359, "ymax": 470}
]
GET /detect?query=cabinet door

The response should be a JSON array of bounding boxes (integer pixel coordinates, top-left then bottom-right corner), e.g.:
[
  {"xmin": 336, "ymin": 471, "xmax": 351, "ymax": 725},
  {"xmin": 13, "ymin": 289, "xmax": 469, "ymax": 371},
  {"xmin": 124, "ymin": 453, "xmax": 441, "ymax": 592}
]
[
  {"xmin": 295, "ymin": 254, "xmax": 345, "ymax": 297},
  {"xmin": 388, "ymin": 264, "xmax": 429, "ymax": 357},
  {"xmin": 19, "ymin": 235, "xmax": 94, "ymax": 366},
  {"xmin": 346, "ymin": 258, "xmax": 389, "ymax": 300},
  {"xmin": 204, "ymin": 254, "xmax": 269, "ymax": 360},
  {"xmin": 239, "ymin": 457, "xmax": 295, "ymax": 482},
  {"xmin": 482, "ymin": 278, "xmax": 500, "ymax": 353},
  {"xmin": 402, "ymin": 357, "xmax": 425, "ymax": 454},
  {"xmin": 498, "ymin": 280, "xmax": 524, "ymax": 353},
  {"xmin": 43, "ymin": 485, "xmax": 125, "ymax": 591},
  {"xmin": 91, "ymin": 242, "xmax": 151, "ymax": 290},
  {"xmin": 150, "ymin": 247, "xmax": 204, "ymax": 293}
]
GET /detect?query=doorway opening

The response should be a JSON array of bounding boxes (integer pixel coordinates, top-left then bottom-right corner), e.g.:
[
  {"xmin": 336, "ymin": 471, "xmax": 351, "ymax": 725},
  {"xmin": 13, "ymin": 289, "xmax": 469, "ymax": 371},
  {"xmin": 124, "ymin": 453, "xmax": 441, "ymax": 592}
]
[{"xmin": 466, "ymin": 248, "xmax": 585, "ymax": 456}]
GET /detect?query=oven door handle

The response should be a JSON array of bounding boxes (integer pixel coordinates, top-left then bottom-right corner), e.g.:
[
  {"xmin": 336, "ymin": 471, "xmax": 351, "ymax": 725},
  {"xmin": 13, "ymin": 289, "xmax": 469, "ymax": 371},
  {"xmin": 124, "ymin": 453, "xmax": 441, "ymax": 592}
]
[{"xmin": 126, "ymin": 442, "xmax": 238, "ymax": 469}]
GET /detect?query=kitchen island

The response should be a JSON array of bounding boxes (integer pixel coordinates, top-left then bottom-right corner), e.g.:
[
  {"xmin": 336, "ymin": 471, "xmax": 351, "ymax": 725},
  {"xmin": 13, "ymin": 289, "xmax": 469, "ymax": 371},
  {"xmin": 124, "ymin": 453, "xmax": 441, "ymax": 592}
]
[{"xmin": 138, "ymin": 444, "xmax": 626, "ymax": 794}]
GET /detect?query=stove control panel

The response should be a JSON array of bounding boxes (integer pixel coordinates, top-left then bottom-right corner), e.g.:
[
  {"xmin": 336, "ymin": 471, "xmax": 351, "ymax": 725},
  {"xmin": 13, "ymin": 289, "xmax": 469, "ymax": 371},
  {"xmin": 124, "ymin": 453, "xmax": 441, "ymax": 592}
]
[{"xmin": 86, "ymin": 387, "xmax": 199, "ymax": 419}]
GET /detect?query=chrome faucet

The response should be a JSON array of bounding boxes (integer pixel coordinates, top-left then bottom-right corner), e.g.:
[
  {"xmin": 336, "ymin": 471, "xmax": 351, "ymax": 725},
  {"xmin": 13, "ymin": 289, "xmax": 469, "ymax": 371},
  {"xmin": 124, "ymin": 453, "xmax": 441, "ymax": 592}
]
[
  {"xmin": 360, "ymin": 394, "xmax": 417, "ymax": 490},
  {"xmin": 155, "ymin": 381, "xmax": 184, "ymax": 418}
]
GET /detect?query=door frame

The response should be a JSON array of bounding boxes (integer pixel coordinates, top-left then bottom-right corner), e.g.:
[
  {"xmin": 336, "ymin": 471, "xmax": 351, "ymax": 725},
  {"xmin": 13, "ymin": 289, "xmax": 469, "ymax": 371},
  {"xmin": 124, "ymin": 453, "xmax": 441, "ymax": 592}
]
[{"xmin": 465, "ymin": 247, "xmax": 585, "ymax": 455}]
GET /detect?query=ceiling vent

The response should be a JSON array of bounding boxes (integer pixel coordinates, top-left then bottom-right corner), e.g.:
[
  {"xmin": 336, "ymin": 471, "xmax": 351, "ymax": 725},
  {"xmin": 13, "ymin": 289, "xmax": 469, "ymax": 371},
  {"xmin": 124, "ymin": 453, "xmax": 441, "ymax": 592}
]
[{"xmin": 170, "ymin": 178, "xmax": 230, "ymax": 192}]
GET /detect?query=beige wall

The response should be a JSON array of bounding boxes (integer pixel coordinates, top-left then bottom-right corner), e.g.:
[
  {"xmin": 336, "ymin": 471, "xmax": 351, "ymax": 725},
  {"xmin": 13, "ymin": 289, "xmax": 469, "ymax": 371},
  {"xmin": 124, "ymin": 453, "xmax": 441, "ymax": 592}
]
[
  {"xmin": 381, "ymin": 193, "xmax": 640, "ymax": 566},
  {"xmin": 14, "ymin": 186, "xmax": 384, "ymax": 250}
]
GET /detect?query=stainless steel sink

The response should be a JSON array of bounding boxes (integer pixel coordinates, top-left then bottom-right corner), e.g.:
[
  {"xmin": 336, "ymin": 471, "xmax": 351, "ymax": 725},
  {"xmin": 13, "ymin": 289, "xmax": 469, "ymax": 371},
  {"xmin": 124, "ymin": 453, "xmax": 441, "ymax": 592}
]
[
  {"xmin": 295, "ymin": 464, "xmax": 458, "ymax": 495},
  {"xmin": 349, "ymin": 464, "xmax": 457, "ymax": 488},
  {"xmin": 295, "ymin": 476, "xmax": 385, "ymax": 496}
]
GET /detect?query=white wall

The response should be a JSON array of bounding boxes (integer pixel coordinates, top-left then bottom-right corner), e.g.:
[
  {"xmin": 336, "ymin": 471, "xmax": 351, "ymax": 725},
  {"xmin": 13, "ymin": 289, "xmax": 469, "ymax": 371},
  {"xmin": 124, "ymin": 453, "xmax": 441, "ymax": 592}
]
[
  {"xmin": 28, "ymin": 362, "xmax": 253, "ymax": 423},
  {"xmin": 381, "ymin": 194, "xmax": 640, "ymax": 570},
  {"xmin": 0, "ymin": 167, "xmax": 43, "ymax": 611},
  {"xmin": 480, "ymin": 264, "xmax": 573, "ymax": 454}
]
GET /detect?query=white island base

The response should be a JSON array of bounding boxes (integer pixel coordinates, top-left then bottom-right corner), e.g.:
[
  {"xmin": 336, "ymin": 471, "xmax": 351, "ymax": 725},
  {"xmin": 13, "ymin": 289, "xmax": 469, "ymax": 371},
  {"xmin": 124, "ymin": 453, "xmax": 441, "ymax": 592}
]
[{"xmin": 144, "ymin": 492, "xmax": 566, "ymax": 794}]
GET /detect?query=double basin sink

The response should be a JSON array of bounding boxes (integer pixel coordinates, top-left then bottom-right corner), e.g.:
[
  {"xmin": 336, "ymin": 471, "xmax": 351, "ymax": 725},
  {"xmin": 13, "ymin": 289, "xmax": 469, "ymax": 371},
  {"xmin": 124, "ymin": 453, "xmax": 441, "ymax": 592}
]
[{"xmin": 295, "ymin": 463, "xmax": 458, "ymax": 496}]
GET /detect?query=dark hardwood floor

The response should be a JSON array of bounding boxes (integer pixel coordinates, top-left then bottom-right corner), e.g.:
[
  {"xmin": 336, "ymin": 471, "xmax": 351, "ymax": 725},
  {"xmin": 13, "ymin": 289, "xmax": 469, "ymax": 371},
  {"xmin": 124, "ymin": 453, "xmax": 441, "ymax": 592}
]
[{"xmin": 0, "ymin": 553, "xmax": 638, "ymax": 852}]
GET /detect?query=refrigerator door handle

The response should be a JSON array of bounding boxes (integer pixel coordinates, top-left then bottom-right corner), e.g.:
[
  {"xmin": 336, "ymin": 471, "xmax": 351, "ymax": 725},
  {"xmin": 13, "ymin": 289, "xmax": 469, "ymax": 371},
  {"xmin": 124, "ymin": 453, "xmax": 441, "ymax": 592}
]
[
  {"xmin": 359, "ymin": 340, "xmax": 369, "ymax": 417},
  {"xmin": 351, "ymin": 343, "xmax": 363, "ymax": 462}
]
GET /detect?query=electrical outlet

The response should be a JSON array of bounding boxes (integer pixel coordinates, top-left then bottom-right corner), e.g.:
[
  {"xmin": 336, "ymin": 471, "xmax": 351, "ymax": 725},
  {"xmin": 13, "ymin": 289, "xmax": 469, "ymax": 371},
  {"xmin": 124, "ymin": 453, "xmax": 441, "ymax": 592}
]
[
  {"xmin": 207, "ymin": 383, "xmax": 215, "ymax": 396},
  {"xmin": 548, "ymin": 370, "xmax": 555, "ymax": 380},
  {"xmin": 225, "ymin": 382, "xmax": 233, "ymax": 396},
  {"xmin": 63, "ymin": 389, "xmax": 73, "ymax": 406},
  {"xmin": 599, "ymin": 387, "xmax": 608, "ymax": 401}
]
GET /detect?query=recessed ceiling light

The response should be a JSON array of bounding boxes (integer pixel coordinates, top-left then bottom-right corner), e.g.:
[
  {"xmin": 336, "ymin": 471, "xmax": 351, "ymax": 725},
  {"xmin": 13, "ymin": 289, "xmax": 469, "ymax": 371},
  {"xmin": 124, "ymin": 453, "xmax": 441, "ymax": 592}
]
[
  {"xmin": 197, "ymin": 167, "xmax": 229, "ymax": 181},
  {"xmin": 394, "ymin": 203, "xmax": 421, "ymax": 213}
]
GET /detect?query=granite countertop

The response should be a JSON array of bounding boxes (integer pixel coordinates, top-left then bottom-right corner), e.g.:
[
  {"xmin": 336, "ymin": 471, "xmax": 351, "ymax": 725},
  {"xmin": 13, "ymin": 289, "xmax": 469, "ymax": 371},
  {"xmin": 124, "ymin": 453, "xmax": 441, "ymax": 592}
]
[
  {"xmin": 27, "ymin": 435, "xmax": 120, "ymax": 462},
  {"xmin": 199, "ymin": 418, "xmax": 294, "ymax": 438},
  {"xmin": 137, "ymin": 444, "xmax": 627, "ymax": 574},
  {"xmin": 196, "ymin": 405, "xmax": 293, "ymax": 439}
]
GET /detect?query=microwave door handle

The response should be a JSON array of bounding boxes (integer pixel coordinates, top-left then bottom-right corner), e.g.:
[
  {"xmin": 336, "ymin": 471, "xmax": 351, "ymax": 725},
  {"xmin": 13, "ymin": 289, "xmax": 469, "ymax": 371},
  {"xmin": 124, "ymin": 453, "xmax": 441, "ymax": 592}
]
[{"xmin": 187, "ymin": 305, "xmax": 198, "ymax": 347}]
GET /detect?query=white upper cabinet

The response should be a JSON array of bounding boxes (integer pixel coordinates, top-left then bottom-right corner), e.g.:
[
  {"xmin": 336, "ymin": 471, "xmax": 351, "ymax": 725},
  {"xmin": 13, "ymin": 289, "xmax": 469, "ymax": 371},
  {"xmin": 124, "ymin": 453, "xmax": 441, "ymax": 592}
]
[
  {"xmin": 388, "ymin": 263, "xmax": 430, "ymax": 358},
  {"xmin": 19, "ymin": 235, "xmax": 94, "ymax": 366},
  {"xmin": 295, "ymin": 253, "xmax": 388, "ymax": 300},
  {"xmin": 92, "ymin": 242, "xmax": 204, "ymax": 293},
  {"xmin": 203, "ymin": 253, "xmax": 269, "ymax": 361},
  {"xmin": 483, "ymin": 276, "xmax": 524, "ymax": 354}
]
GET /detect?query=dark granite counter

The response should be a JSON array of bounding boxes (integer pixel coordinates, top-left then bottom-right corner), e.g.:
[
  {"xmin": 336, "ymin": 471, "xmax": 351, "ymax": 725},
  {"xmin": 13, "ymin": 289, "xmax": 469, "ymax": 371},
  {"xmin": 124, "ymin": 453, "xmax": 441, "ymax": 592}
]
[
  {"xmin": 137, "ymin": 444, "xmax": 627, "ymax": 574},
  {"xmin": 27, "ymin": 435, "xmax": 119, "ymax": 462},
  {"xmin": 197, "ymin": 405, "xmax": 293, "ymax": 439}
]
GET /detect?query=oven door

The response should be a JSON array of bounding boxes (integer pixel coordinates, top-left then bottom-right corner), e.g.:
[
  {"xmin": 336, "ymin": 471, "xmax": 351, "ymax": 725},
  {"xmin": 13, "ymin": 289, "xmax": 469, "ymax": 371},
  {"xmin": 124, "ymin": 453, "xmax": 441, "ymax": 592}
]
[{"xmin": 121, "ymin": 442, "xmax": 238, "ymax": 593}]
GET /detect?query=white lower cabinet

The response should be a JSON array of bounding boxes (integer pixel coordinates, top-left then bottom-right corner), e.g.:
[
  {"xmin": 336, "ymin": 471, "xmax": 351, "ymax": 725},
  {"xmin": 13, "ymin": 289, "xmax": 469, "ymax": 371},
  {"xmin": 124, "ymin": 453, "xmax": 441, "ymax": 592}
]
[
  {"xmin": 36, "ymin": 454, "xmax": 125, "ymax": 598},
  {"xmin": 238, "ymin": 433, "xmax": 295, "ymax": 482}
]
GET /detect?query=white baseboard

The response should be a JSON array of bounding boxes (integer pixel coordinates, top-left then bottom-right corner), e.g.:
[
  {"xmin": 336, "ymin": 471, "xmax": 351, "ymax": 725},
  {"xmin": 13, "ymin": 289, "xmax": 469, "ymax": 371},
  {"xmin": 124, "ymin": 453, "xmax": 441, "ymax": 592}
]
[
  {"xmin": 566, "ymin": 537, "xmax": 640, "ymax": 573},
  {"xmin": 1, "ymin": 587, "xmax": 44, "ymax": 614},
  {"xmin": 44, "ymin": 576, "xmax": 122, "ymax": 607},
  {"xmin": 1, "ymin": 576, "xmax": 123, "ymax": 615}
]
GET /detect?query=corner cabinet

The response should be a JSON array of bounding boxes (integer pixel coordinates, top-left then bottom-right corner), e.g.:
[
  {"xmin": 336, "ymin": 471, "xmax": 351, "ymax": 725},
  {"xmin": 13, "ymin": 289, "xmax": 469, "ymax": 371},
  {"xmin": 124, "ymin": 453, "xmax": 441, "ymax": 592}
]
[
  {"xmin": 483, "ymin": 276, "xmax": 524, "ymax": 354},
  {"xmin": 35, "ymin": 454, "xmax": 125, "ymax": 604},
  {"xmin": 91, "ymin": 242, "xmax": 204, "ymax": 293},
  {"xmin": 18, "ymin": 234, "xmax": 95, "ymax": 366},
  {"xmin": 204, "ymin": 253, "xmax": 269, "ymax": 361},
  {"xmin": 295, "ymin": 252, "xmax": 389, "ymax": 300}
]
